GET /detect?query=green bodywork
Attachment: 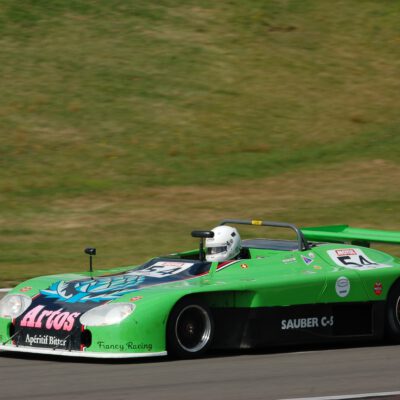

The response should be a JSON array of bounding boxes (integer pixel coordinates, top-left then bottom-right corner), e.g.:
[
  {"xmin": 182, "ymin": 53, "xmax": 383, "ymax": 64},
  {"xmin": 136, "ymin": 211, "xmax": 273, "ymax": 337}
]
[{"xmin": 1, "ymin": 223, "xmax": 400, "ymax": 356}]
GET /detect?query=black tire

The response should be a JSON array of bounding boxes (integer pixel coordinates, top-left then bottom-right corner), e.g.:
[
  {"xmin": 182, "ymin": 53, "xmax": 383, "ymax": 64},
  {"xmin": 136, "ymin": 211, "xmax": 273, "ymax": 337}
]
[
  {"xmin": 167, "ymin": 298, "xmax": 214, "ymax": 359},
  {"xmin": 386, "ymin": 282, "xmax": 400, "ymax": 342}
]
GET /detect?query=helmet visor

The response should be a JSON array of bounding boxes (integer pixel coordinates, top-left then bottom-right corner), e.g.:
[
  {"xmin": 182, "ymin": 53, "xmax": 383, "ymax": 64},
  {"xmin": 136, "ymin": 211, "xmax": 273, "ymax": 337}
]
[{"xmin": 207, "ymin": 246, "xmax": 227, "ymax": 255}]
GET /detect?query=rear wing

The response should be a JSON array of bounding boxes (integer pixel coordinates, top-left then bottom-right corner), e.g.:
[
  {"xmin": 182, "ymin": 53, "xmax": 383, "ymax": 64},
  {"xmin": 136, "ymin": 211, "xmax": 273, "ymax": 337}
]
[{"xmin": 301, "ymin": 225, "xmax": 400, "ymax": 247}]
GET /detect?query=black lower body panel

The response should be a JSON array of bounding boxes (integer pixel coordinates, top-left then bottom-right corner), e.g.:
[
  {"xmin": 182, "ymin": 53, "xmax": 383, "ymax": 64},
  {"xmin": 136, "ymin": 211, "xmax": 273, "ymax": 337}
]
[{"xmin": 211, "ymin": 302, "xmax": 385, "ymax": 349}]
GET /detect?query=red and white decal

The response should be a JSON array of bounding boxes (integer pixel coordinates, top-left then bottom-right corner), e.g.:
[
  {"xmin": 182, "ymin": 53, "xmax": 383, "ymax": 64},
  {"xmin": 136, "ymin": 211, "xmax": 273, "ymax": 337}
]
[
  {"xmin": 20, "ymin": 286, "xmax": 32, "ymax": 292},
  {"xmin": 130, "ymin": 296, "xmax": 143, "ymax": 302},
  {"xmin": 335, "ymin": 249, "xmax": 357, "ymax": 256},
  {"xmin": 328, "ymin": 248, "xmax": 392, "ymax": 271},
  {"xmin": 374, "ymin": 282, "xmax": 383, "ymax": 295},
  {"xmin": 216, "ymin": 260, "xmax": 239, "ymax": 271}
]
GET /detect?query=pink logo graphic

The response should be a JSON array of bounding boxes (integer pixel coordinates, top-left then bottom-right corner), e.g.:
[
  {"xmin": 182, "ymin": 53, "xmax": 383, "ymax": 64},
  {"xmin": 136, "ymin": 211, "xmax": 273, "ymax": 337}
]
[{"xmin": 20, "ymin": 305, "xmax": 81, "ymax": 332}]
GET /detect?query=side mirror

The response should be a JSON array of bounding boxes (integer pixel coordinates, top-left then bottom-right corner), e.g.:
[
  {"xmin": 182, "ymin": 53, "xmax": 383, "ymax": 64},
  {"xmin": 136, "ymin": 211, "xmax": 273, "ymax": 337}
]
[
  {"xmin": 191, "ymin": 231, "xmax": 214, "ymax": 261},
  {"xmin": 84, "ymin": 247, "xmax": 96, "ymax": 272},
  {"xmin": 85, "ymin": 247, "xmax": 96, "ymax": 256},
  {"xmin": 191, "ymin": 231, "xmax": 214, "ymax": 239}
]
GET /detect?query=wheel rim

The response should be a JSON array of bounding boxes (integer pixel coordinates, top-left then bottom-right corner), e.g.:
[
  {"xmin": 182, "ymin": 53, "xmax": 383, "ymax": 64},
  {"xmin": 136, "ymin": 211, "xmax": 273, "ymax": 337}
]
[
  {"xmin": 175, "ymin": 305, "xmax": 212, "ymax": 353},
  {"xmin": 396, "ymin": 296, "xmax": 400, "ymax": 325}
]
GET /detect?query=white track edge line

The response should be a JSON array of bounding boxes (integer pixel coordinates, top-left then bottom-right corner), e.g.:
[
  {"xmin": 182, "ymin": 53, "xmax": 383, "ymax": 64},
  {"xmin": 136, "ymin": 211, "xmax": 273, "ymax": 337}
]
[
  {"xmin": 0, "ymin": 288, "xmax": 11, "ymax": 293},
  {"xmin": 280, "ymin": 390, "xmax": 400, "ymax": 400}
]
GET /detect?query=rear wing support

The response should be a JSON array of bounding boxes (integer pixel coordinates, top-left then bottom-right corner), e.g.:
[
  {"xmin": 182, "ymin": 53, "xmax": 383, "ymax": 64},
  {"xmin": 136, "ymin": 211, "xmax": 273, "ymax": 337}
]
[{"xmin": 219, "ymin": 219, "xmax": 310, "ymax": 251}]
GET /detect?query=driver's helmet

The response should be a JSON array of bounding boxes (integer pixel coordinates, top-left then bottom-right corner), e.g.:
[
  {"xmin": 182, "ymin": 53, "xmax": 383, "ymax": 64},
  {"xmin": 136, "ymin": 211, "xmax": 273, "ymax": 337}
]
[{"xmin": 205, "ymin": 225, "xmax": 241, "ymax": 262}]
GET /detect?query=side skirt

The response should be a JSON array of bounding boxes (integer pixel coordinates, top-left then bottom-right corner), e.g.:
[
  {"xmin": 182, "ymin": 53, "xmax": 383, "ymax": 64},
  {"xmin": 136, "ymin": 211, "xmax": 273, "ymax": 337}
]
[{"xmin": 211, "ymin": 301, "xmax": 385, "ymax": 349}]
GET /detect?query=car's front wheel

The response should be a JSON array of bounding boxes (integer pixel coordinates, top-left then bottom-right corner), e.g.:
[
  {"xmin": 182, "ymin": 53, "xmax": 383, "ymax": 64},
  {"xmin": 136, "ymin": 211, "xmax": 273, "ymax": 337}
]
[{"xmin": 167, "ymin": 298, "xmax": 214, "ymax": 359}]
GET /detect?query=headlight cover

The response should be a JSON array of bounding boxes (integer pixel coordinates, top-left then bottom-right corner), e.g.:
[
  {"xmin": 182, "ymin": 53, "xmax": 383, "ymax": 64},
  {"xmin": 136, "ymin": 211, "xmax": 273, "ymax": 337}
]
[
  {"xmin": 79, "ymin": 302, "xmax": 135, "ymax": 327},
  {"xmin": 0, "ymin": 294, "xmax": 32, "ymax": 319}
]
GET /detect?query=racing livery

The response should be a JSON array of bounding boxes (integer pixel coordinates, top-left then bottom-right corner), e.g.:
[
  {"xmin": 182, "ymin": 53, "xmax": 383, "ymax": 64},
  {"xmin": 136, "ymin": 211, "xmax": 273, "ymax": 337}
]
[{"xmin": 1, "ymin": 219, "xmax": 400, "ymax": 359}]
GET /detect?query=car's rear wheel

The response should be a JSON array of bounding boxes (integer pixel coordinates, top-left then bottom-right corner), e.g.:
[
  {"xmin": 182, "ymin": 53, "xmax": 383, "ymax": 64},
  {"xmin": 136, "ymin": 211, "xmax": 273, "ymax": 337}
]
[
  {"xmin": 386, "ymin": 282, "xmax": 400, "ymax": 341},
  {"xmin": 167, "ymin": 298, "xmax": 214, "ymax": 359}
]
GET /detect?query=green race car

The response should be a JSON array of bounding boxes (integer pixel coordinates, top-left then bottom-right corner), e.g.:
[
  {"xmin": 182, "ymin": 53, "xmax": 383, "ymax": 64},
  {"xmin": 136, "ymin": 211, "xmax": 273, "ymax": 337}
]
[{"xmin": 1, "ymin": 219, "xmax": 400, "ymax": 359}]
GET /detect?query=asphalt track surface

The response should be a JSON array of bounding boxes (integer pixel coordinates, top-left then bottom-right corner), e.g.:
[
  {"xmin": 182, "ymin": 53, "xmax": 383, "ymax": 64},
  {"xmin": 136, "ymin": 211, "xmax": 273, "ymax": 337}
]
[{"xmin": 1, "ymin": 343, "xmax": 400, "ymax": 400}]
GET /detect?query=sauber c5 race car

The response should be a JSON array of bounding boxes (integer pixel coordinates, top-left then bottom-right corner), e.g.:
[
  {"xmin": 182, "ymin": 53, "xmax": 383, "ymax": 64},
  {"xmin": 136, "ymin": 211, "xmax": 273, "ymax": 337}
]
[{"xmin": 1, "ymin": 219, "xmax": 400, "ymax": 359}]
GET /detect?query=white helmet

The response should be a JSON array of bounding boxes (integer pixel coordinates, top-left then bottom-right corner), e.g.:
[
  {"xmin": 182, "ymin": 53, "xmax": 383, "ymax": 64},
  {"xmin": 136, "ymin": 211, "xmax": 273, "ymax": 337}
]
[{"xmin": 205, "ymin": 226, "xmax": 241, "ymax": 263}]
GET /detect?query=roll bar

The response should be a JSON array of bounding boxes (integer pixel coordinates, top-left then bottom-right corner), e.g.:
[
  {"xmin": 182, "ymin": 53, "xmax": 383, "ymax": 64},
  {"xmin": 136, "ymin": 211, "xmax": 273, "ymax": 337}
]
[{"xmin": 219, "ymin": 219, "xmax": 310, "ymax": 251}]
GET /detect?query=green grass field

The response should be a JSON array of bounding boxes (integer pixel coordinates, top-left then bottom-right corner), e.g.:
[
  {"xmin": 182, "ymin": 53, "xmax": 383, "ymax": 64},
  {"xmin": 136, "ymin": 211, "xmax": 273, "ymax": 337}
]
[{"xmin": 1, "ymin": 1, "xmax": 400, "ymax": 286}]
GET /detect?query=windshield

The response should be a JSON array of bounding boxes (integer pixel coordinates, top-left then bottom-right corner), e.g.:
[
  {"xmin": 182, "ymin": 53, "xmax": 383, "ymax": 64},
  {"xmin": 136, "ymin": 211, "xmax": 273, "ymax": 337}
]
[{"xmin": 129, "ymin": 258, "xmax": 211, "ymax": 279}]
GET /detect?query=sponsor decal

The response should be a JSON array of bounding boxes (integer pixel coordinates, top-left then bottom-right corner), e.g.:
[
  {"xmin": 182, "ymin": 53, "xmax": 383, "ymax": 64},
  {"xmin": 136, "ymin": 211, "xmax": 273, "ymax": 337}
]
[
  {"xmin": 15, "ymin": 295, "xmax": 97, "ymax": 350},
  {"xmin": 240, "ymin": 263, "xmax": 249, "ymax": 269},
  {"xmin": 25, "ymin": 333, "xmax": 67, "ymax": 347},
  {"xmin": 283, "ymin": 257, "xmax": 296, "ymax": 264},
  {"xmin": 130, "ymin": 296, "xmax": 143, "ymax": 302},
  {"xmin": 328, "ymin": 248, "xmax": 391, "ymax": 270},
  {"xmin": 335, "ymin": 276, "xmax": 350, "ymax": 297},
  {"xmin": 19, "ymin": 305, "xmax": 81, "ymax": 331},
  {"xmin": 374, "ymin": 282, "xmax": 383, "ymax": 296},
  {"xmin": 20, "ymin": 286, "xmax": 32, "ymax": 292},
  {"xmin": 335, "ymin": 249, "xmax": 357, "ymax": 256},
  {"xmin": 313, "ymin": 265, "xmax": 322, "ymax": 270},
  {"xmin": 281, "ymin": 316, "xmax": 334, "ymax": 330},
  {"xmin": 126, "ymin": 342, "xmax": 153, "ymax": 351},
  {"xmin": 308, "ymin": 252, "xmax": 315, "ymax": 259},
  {"xmin": 301, "ymin": 255, "xmax": 313, "ymax": 265},
  {"xmin": 97, "ymin": 341, "xmax": 153, "ymax": 352},
  {"xmin": 97, "ymin": 341, "xmax": 124, "ymax": 351}
]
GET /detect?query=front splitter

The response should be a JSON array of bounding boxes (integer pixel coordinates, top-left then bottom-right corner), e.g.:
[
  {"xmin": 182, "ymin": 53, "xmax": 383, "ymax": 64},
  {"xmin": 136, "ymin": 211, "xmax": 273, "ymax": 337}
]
[{"xmin": 0, "ymin": 344, "xmax": 167, "ymax": 359}]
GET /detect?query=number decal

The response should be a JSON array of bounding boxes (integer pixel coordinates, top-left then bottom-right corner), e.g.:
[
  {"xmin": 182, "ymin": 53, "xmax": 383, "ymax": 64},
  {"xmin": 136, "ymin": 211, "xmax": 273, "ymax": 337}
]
[
  {"xmin": 337, "ymin": 255, "xmax": 377, "ymax": 267},
  {"xmin": 328, "ymin": 249, "xmax": 391, "ymax": 270},
  {"xmin": 132, "ymin": 261, "xmax": 194, "ymax": 278}
]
